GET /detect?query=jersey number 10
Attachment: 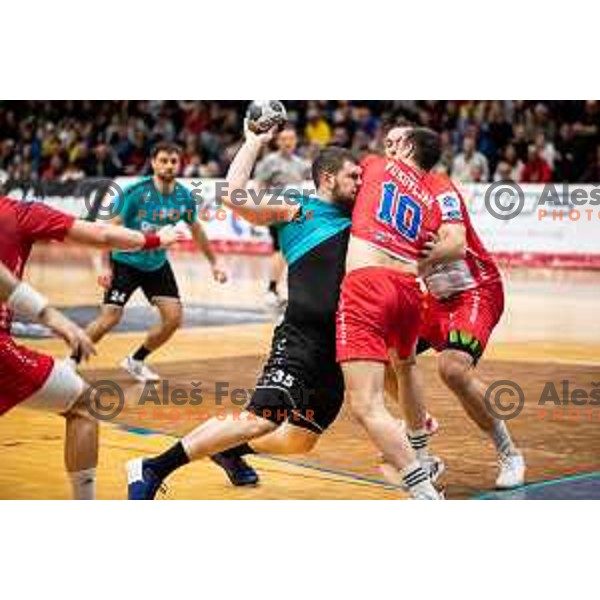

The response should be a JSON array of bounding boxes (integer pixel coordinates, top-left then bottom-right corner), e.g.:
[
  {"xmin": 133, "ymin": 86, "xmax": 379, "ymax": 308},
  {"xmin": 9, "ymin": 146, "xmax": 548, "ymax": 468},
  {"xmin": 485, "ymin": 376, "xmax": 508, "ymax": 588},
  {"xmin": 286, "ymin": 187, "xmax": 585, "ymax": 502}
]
[{"xmin": 377, "ymin": 182, "xmax": 422, "ymax": 241}]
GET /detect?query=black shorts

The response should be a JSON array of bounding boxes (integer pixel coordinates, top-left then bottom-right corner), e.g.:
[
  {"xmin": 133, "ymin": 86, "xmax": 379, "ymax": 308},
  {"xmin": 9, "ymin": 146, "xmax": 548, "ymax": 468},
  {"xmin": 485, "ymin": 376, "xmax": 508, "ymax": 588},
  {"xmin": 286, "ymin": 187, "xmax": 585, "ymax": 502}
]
[
  {"xmin": 104, "ymin": 259, "xmax": 180, "ymax": 307},
  {"xmin": 268, "ymin": 225, "xmax": 281, "ymax": 252},
  {"xmin": 246, "ymin": 321, "xmax": 344, "ymax": 434}
]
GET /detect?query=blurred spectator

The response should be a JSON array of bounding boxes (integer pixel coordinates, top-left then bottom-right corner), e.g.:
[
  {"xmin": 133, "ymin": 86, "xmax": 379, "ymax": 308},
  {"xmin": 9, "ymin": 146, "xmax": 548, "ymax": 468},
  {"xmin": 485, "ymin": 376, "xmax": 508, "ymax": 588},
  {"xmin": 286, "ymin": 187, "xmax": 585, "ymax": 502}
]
[
  {"xmin": 452, "ymin": 136, "xmax": 490, "ymax": 182},
  {"xmin": 521, "ymin": 145, "xmax": 552, "ymax": 183},
  {"xmin": 502, "ymin": 144, "xmax": 524, "ymax": 182},
  {"xmin": 83, "ymin": 143, "xmax": 120, "ymax": 178},
  {"xmin": 255, "ymin": 127, "xmax": 311, "ymax": 188},
  {"xmin": 305, "ymin": 109, "xmax": 331, "ymax": 146},
  {"xmin": 0, "ymin": 100, "xmax": 598, "ymax": 183},
  {"xmin": 494, "ymin": 161, "xmax": 515, "ymax": 182}
]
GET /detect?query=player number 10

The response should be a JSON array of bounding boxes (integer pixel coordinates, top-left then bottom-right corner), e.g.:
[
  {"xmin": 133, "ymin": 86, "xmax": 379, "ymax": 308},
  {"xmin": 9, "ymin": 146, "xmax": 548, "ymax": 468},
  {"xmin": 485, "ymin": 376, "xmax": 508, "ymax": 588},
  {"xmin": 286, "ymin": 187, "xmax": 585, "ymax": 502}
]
[{"xmin": 377, "ymin": 182, "xmax": 422, "ymax": 241}]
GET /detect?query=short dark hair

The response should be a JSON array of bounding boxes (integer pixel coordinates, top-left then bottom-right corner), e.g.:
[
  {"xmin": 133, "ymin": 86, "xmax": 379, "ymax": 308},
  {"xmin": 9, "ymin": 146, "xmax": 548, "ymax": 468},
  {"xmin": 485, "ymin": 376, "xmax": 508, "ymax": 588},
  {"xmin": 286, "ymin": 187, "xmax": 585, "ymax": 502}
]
[
  {"xmin": 311, "ymin": 146, "xmax": 356, "ymax": 188},
  {"xmin": 151, "ymin": 141, "xmax": 182, "ymax": 158},
  {"xmin": 406, "ymin": 127, "xmax": 441, "ymax": 171}
]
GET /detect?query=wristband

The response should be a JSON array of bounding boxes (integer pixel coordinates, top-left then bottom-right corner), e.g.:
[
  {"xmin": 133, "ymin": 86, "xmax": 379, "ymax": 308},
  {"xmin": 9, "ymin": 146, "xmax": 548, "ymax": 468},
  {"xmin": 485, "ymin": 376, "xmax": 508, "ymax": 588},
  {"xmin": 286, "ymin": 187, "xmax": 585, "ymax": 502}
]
[
  {"xmin": 7, "ymin": 282, "xmax": 49, "ymax": 321},
  {"xmin": 143, "ymin": 233, "xmax": 161, "ymax": 250}
]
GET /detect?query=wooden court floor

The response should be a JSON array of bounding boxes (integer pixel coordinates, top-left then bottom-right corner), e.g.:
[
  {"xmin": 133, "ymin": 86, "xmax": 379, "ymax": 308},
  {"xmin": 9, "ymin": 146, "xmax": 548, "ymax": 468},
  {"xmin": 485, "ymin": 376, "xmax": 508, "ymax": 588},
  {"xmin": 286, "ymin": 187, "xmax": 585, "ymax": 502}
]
[{"xmin": 0, "ymin": 247, "xmax": 599, "ymax": 499}]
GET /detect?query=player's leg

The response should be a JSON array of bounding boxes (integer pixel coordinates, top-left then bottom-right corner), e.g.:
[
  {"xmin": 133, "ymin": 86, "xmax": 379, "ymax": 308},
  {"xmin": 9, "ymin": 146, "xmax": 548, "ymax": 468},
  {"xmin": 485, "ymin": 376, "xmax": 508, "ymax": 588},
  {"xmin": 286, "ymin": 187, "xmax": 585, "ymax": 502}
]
[
  {"xmin": 63, "ymin": 394, "xmax": 99, "ymax": 500},
  {"xmin": 337, "ymin": 268, "xmax": 441, "ymax": 499},
  {"xmin": 437, "ymin": 348, "xmax": 524, "ymax": 487},
  {"xmin": 71, "ymin": 259, "xmax": 136, "ymax": 364},
  {"xmin": 85, "ymin": 304, "xmax": 124, "ymax": 344},
  {"xmin": 249, "ymin": 423, "xmax": 320, "ymax": 454},
  {"xmin": 126, "ymin": 412, "xmax": 279, "ymax": 499},
  {"xmin": 387, "ymin": 350, "xmax": 444, "ymax": 480},
  {"xmin": 212, "ymin": 364, "xmax": 342, "ymax": 486},
  {"xmin": 437, "ymin": 284, "xmax": 524, "ymax": 488},
  {"xmin": 122, "ymin": 261, "xmax": 182, "ymax": 382},
  {"xmin": 342, "ymin": 360, "xmax": 438, "ymax": 498},
  {"xmin": 16, "ymin": 354, "xmax": 98, "ymax": 499}
]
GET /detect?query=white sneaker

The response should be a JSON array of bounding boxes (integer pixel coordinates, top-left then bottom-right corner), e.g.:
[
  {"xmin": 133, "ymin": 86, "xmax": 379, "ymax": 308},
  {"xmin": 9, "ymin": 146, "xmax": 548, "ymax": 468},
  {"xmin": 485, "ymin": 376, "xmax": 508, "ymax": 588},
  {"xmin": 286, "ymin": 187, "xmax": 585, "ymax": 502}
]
[
  {"xmin": 120, "ymin": 356, "xmax": 160, "ymax": 383},
  {"xmin": 496, "ymin": 452, "xmax": 525, "ymax": 489},
  {"xmin": 420, "ymin": 454, "xmax": 446, "ymax": 483}
]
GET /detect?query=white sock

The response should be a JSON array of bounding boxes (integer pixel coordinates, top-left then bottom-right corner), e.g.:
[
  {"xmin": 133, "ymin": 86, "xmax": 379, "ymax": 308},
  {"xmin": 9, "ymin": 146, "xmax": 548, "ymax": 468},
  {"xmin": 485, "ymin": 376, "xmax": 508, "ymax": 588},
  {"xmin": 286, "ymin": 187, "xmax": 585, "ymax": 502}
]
[
  {"xmin": 401, "ymin": 461, "xmax": 440, "ymax": 500},
  {"xmin": 69, "ymin": 468, "xmax": 96, "ymax": 500},
  {"xmin": 408, "ymin": 428, "xmax": 429, "ymax": 461},
  {"xmin": 491, "ymin": 421, "xmax": 517, "ymax": 457}
]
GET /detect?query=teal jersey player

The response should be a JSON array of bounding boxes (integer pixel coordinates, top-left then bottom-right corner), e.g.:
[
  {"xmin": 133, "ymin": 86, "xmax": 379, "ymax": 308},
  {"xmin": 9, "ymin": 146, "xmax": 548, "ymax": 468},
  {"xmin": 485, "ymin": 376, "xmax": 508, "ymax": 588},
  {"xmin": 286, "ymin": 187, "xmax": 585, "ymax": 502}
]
[
  {"xmin": 79, "ymin": 142, "xmax": 227, "ymax": 385},
  {"xmin": 274, "ymin": 194, "xmax": 351, "ymax": 266},
  {"xmin": 112, "ymin": 177, "xmax": 197, "ymax": 272}
]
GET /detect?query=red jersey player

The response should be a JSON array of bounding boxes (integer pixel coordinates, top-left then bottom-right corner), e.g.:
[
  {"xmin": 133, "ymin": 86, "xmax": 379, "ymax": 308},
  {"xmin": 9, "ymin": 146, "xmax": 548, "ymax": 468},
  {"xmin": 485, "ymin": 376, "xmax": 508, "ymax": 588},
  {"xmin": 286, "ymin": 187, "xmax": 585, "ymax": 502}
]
[
  {"xmin": 0, "ymin": 195, "xmax": 178, "ymax": 498},
  {"xmin": 336, "ymin": 127, "xmax": 444, "ymax": 500},
  {"xmin": 384, "ymin": 125, "xmax": 525, "ymax": 489}
]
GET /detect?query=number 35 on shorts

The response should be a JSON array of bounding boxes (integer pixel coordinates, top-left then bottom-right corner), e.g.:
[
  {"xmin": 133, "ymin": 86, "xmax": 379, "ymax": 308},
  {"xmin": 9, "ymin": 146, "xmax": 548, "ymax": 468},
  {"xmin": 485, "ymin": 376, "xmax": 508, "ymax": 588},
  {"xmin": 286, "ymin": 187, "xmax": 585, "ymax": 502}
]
[
  {"xmin": 377, "ymin": 182, "xmax": 422, "ymax": 241},
  {"xmin": 270, "ymin": 369, "xmax": 295, "ymax": 388}
]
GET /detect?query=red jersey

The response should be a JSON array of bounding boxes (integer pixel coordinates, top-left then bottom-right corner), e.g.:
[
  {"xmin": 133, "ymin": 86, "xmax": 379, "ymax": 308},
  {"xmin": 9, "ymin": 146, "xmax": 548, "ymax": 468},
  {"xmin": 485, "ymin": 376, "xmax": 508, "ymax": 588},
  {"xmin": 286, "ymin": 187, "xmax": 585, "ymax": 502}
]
[
  {"xmin": 421, "ymin": 173, "xmax": 501, "ymax": 299},
  {"xmin": 351, "ymin": 155, "xmax": 441, "ymax": 263},
  {"xmin": 0, "ymin": 196, "xmax": 75, "ymax": 332}
]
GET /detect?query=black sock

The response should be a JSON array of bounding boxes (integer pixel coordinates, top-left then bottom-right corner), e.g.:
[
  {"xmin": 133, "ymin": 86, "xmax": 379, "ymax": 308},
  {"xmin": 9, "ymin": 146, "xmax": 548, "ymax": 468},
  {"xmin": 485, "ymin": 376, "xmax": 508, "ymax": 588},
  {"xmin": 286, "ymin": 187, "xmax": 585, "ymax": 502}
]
[
  {"xmin": 132, "ymin": 345, "xmax": 151, "ymax": 362},
  {"xmin": 268, "ymin": 280, "xmax": 278, "ymax": 294},
  {"xmin": 215, "ymin": 443, "xmax": 256, "ymax": 459},
  {"xmin": 144, "ymin": 442, "xmax": 190, "ymax": 481}
]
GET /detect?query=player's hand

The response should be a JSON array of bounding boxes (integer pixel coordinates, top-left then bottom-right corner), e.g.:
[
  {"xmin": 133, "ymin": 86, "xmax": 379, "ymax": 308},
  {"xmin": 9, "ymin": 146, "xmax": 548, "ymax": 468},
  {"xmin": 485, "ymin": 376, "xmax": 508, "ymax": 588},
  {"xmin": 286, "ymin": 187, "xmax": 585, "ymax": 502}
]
[
  {"xmin": 419, "ymin": 232, "xmax": 440, "ymax": 260},
  {"xmin": 39, "ymin": 307, "xmax": 97, "ymax": 363},
  {"xmin": 210, "ymin": 260, "xmax": 228, "ymax": 284},
  {"xmin": 243, "ymin": 119, "xmax": 278, "ymax": 146},
  {"xmin": 158, "ymin": 225, "xmax": 185, "ymax": 248},
  {"xmin": 97, "ymin": 271, "xmax": 113, "ymax": 289}
]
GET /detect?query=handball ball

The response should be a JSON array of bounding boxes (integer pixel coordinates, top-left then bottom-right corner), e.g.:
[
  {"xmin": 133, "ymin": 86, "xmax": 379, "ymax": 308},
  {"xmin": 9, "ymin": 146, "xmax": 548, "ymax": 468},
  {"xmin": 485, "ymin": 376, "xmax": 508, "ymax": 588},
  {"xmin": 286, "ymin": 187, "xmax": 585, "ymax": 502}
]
[{"xmin": 246, "ymin": 100, "xmax": 288, "ymax": 133}]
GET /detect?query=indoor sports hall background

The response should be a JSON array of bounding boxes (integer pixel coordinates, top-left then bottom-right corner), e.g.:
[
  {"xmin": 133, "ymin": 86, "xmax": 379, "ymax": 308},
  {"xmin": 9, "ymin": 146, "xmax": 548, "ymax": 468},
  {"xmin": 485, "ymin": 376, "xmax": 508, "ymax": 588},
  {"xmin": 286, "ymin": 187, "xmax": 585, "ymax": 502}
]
[{"xmin": 1, "ymin": 100, "xmax": 599, "ymax": 499}]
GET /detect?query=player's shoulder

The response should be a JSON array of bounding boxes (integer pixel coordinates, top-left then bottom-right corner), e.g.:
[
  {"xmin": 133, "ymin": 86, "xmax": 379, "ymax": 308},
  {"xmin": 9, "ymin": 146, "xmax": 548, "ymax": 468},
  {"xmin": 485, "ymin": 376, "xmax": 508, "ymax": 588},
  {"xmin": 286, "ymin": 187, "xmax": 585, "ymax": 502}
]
[
  {"xmin": 425, "ymin": 172, "xmax": 465, "ymax": 220},
  {"xmin": 425, "ymin": 172, "xmax": 460, "ymax": 196},
  {"xmin": 122, "ymin": 177, "xmax": 153, "ymax": 198}
]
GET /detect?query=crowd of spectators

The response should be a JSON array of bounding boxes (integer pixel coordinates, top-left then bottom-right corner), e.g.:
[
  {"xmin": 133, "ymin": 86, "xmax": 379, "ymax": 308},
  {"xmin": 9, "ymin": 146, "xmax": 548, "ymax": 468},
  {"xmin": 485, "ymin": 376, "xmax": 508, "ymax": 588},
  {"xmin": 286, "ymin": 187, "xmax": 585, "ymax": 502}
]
[{"xmin": 1, "ymin": 100, "xmax": 599, "ymax": 185}]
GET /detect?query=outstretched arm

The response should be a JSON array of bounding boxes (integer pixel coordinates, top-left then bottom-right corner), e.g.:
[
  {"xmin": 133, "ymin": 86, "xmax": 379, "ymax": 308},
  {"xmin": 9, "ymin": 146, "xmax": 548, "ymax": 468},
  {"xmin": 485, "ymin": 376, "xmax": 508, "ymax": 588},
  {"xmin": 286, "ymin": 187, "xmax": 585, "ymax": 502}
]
[
  {"xmin": 64, "ymin": 220, "xmax": 180, "ymax": 251},
  {"xmin": 0, "ymin": 262, "xmax": 96, "ymax": 361},
  {"xmin": 221, "ymin": 127, "xmax": 299, "ymax": 225}
]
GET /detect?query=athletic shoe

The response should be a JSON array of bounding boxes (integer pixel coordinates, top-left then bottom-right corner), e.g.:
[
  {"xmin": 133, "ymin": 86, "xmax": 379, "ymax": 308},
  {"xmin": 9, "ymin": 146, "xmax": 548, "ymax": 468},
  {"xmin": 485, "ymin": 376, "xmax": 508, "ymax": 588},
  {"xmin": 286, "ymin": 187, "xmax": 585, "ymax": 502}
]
[
  {"xmin": 420, "ymin": 454, "xmax": 446, "ymax": 483},
  {"xmin": 126, "ymin": 458, "xmax": 166, "ymax": 500},
  {"xmin": 496, "ymin": 452, "xmax": 525, "ymax": 489},
  {"xmin": 120, "ymin": 356, "xmax": 160, "ymax": 383},
  {"xmin": 210, "ymin": 453, "xmax": 259, "ymax": 486}
]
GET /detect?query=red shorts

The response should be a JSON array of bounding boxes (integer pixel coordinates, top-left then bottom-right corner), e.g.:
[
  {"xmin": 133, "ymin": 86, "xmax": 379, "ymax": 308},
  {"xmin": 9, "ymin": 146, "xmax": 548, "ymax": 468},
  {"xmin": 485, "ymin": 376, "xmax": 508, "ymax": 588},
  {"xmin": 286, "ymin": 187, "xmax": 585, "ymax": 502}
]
[
  {"xmin": 336, "ymin": 267, "xmax": 422, "ymax": 363},
  {"xmin": 0, "ymin": 333, "xmax": 55, "ymax": 416},
  {"xmin": 419, "ymin": 281, "xmax": 504, "ymax": 361}
]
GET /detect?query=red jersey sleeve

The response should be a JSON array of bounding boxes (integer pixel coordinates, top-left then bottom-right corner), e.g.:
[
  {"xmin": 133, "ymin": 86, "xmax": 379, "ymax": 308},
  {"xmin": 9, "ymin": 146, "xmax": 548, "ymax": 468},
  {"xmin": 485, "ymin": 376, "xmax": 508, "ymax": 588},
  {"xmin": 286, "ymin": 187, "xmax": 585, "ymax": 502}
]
[
  {"xmin": 16, "ymin": 201, "xmax": 76, "ymax": 242},
  {"xmin": 427, "ymin": 173, "xmax": 465, "ymax": 224}
]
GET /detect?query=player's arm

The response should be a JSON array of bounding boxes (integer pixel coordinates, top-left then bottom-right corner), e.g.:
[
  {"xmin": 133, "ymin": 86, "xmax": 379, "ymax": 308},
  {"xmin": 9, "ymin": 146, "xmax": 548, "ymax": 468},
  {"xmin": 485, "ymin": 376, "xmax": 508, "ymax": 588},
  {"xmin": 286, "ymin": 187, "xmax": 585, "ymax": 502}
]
[
  {"xmin": 221, "ymin": 128, "xmax": 299, "ymax": 226},
  {"xmin": 188, "ymin": 219, "xmax": 227, "ymax": 283},
  {"xmin": 0, "ymin": 262, "xmax": 96, "ymax": 361},
  {"xmin": 419, "ymin": 223, "xmax": 466, "ymax": 269},
  {"xmin": 64, "ymin": 219, "xmax": 180, "ymax": 251}
]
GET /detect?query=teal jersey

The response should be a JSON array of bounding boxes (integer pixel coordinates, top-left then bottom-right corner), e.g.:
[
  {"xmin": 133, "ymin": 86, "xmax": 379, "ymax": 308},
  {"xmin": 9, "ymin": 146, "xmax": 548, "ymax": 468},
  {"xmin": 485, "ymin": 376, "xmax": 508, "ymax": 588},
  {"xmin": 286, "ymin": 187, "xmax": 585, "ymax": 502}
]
[
  {"xmin": 111, "ymin": 177, "xmax": 197, "ymax": 272},
  {"xmin": 276, "ymin": 195, "xmax": 352, "ymax": 265}
]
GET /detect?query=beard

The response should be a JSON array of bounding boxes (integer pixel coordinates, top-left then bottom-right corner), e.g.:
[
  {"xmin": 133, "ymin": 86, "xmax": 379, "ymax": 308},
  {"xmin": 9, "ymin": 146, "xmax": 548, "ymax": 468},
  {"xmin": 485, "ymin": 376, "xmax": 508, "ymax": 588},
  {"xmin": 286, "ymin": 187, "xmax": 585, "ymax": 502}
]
[
  {"xmin": 157, "ymin": 171, "xmax": 176, "ymax": 183},
  {"xmin": 332, "ymin": 182, "xmax": 355, "ymax": 206}
]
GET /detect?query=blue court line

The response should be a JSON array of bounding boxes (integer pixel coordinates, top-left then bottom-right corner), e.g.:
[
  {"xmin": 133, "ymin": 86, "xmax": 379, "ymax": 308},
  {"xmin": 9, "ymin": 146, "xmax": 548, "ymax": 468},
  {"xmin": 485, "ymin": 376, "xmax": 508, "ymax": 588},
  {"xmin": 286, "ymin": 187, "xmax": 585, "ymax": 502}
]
[
  {"xmin": 117, "ymin": 422, "xmax": 397, "ymax": 490},
  {"xmin": 473, "ymin": 470, "xmax": 600, "ymax": 499}
]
